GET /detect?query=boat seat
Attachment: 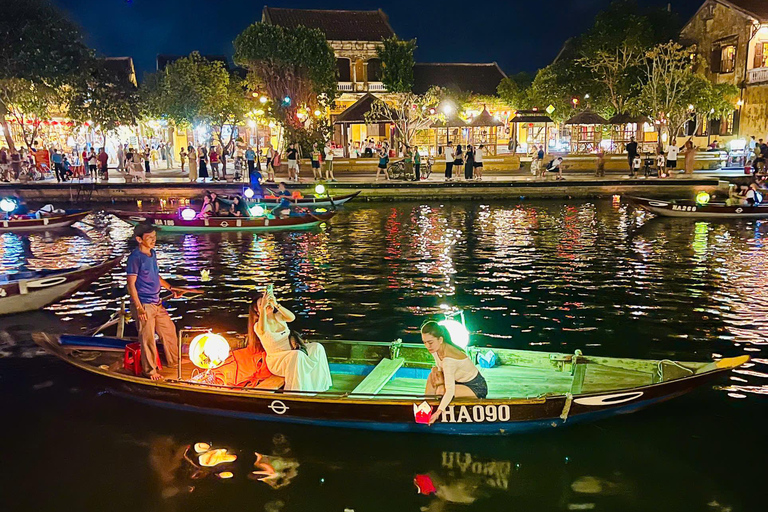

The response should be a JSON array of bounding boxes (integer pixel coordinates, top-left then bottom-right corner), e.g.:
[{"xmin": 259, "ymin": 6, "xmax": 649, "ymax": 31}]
[
  {"xmin": 352, "ymin": 357, "xmax": 404, "ymax": 397},
  {"xmin": 254, "ymin": 375, "xmax": 285, "ymax": 390}
]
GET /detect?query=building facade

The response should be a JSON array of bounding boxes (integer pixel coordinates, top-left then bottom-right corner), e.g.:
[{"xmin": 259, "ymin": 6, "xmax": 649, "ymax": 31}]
[{"xmin": 681, "ymin": 0, "xmax": 768, "ymax": 141}]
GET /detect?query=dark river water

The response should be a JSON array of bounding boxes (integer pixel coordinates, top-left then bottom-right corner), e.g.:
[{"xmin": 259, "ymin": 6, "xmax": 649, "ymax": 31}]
[{"xmin": 1, "ymin": 199, "xmax": 766, "ymax": 512}]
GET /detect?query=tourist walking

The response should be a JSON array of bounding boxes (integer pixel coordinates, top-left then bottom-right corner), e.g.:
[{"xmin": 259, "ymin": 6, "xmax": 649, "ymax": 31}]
[
  {"xmin": 87, "ymin": 148, "xmax": 98, "ymax": 180},
  {"xmin": 324, "ymin": 141, "xmax": 335, "ymax": 181},
  {"xmin": 413, "ymin": 145, "xmax": 421, "ymax": 181},
  {"xmin": 311, "ymin": 143, "xmax": 322, "ymax": 181},
  {"xmin": 179, "ymin": 147, "xmax": 187, "ymax": 173},
  {"xmin": 376, "ymin": 144, "xmax": 389, "ymax": 181},
  {"xmin": 286, "ymin": 143, "xmax": 300, "ymax": 182},
  {"xmin": 117, "ymin": 144, "xmax": 125, "ymax": 173},
  {"xmin": 464, "ymin": 144, "xmax": 475, "ymax": 180},
  {"xmin": 474, "ymin": 144, "xmax": 484, "ymax": 180},
  {"xmin": 626, "ymin": 136, "xmax": 639, "ymax": 176},
  {"xmin": 198, "ymin": 146, "xmax": 209, "ymax": 182},
  {"xmin": 682, "ymin": 139, "xmax": 696, "ymax": 175},
  {"xmin": 209, "ymin": 146, "xmax": 220, "ymax": 180},
  {"xmin": 51, "ymin": 149, "xmax": 64, "ymax": 182},
  {"xmin": 453, "ymin": 145, "xmax": 464, "ymax": 181},
  {"xmin": 444, "ymin": 141, "xmax": 454, "ymax": 181},
  {"xmin": 98, "ymin": 147, "xmax": 109, "ymax": 180},
  {"xmin": 150, "ymin": 146, "xmax": 160, "ymax": 169},
  {"xmin": 665, "ymin": 137, "xmax": 679, "ymax": 172},
  {"xmin": 187, "ymin": 146, "xmax": 197, "ymax": 182}
]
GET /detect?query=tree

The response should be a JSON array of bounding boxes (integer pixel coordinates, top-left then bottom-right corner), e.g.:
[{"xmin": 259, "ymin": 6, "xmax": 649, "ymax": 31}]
[
  {"xmin": 497, "ymin": 72, "xmax": 533, "ymax": 111},
  {"xmin": 141, "ymin": 52, "xmax": 250, "ymax": 149},
  {"xmin": 378, "ymin": 37, "xmax": 417, "ymax": 93},
  {"xmin": 0, "ymin": 0, "xmax": 92, "ymax": 150},
  {"xmin": 233, "ymin": 23, "xmax": 337, "ymax": 135},
  {"xmin": 69, "ymin": 61, "xmax": 141, "ymax": 146},
  {"xmin": 367, "ymin": 87, "xmax": 442, "ymax": 147}
]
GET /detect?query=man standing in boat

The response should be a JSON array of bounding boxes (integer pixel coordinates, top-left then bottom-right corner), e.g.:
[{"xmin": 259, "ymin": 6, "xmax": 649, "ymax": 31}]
[{"xmin": 126, "ymin": 222, "xmax": 189, "ymax": 380}]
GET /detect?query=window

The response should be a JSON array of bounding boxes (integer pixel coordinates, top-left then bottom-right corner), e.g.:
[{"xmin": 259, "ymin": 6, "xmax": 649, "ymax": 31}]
[
  {"xmin": 755, "ymin": 42, "xmax": 768, "ymax": 69},
  {"xmin": 336, "ymin": 58, "xmax": 351, "ymax": 82},
  {"xmin": 720, "ymin": 45, "xmax": 736, "ymax": 73}
]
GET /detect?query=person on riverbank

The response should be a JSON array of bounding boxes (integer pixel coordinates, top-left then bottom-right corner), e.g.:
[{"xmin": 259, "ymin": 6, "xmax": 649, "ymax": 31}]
[
  {"xmin": 474, "ymin": 144, "xmax": 484, "ymax": 180},
  {"xmin": 310, "ymin": 143, "xmax": 322, "ymax": 181},
  {"xmin": 422, "ymin": 320, "xmax": 487, "ymax": 426},
  {"xmin": 179, "ymin": 147, "xmax": 187, "ymax": 173},
  {"xmin": 209, "ymin": 147, "xmax": 220, "ymax": 181},
  {"xmin": 87, "ymin": 148, "xmax": 98, "ymax": 180},
  {"xmin": 682, "ymin": 140, "xmax": 696, "ymax": 175},
  {"xmin": 413, "ymin": 145, "xmax": 422, "ymax": 181},
  {"xmin": 665, "ymin": 138, "xmax": 679, "ymax": 172},
  {"xmin": 187, "ymin": 146, "xmax": 197, "ymax": 182},
  {"xmin": 444, "ymin": 142, "xmax": 454, "ymax": 181},
  {"xmin": 98, "ymin": 147, "xmax": 109, "ymax": 180},
  {"xmin": 324, "ymin": 141, "xmax": 336, "ymax": 182},
  {"xmin": 656, "ymin": 149, "xmax": 666, "ymax": 178},
  {"xmin": 404, "ymin": 144, "xmax": 414, "ymax": 179},
  {"xmin": 51, "ymin": 149, "xmax": 65, "ymax": 182},
  {"xmin": 453, "ymin": 145, "xmax": 464, "ymax": 181},
  {"xmin": 252, "ymin": 287, "xmax": 331, "ymax": 392},
  {"xmin": 595, "ymin": 147, "xmax": 605, "ymax": 177},
  {"xmin": 126, "ymin": 223, "xmax": 185, "ymax": 381},
  {"xmin": 545, "ymin": 157, "xmax": 565, "ymax": 180},
  {"xmin": 117, "ymin": 145, "xmax": 125, "ymax": 173},
  {"xmin": 376, "ymin": 144, "xmax": 390, "ymax": 181},
  {"xmin": 198, "ymin": 146, "xmax": 209, "ymax": 182},
  {"xmin": 464, "ymin": 144, "xmax": 475, "ymax": 181},
  {"xmin": 286, "ymin": 143, "xmax": 299, "ymax": 183},
  {"xmin": 626, "ymin": 137, "xmax": 638, "ymax": 176}
]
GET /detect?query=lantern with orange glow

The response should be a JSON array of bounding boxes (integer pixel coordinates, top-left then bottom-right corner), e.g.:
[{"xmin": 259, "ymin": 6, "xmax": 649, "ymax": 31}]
[{"xmin": 189, "ymin": 333, "xmax": 230, "ymax": 370}]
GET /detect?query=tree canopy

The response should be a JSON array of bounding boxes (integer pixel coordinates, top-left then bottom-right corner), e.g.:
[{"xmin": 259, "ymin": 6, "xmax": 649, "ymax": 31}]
[{"xmin": 377, "ymin": 37, "xmax": 417, "ymax": 93}]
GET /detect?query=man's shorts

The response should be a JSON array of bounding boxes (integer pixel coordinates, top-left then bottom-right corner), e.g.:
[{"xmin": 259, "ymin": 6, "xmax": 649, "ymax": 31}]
[{"xmin": 288, "ymin": 160, "xmax": 299, "ymax": 170}]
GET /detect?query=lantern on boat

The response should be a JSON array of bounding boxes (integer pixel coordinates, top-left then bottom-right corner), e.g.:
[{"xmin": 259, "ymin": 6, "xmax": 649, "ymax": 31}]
[
  {"xmin": 314, "ymin": 184, "xmax": 326, "ymax": 195},
  {"xmin": 439, "ymin": 319, "xmax": 470, "ymax": 349},
  {"xmin": 249, "ymin": 205, "xmax": 265, "ymax": 217},
  {"xmin": 244, "ymin": 187, "xmax": 255, "ymax": 199},
  {"xmin": 696, "ymin": 191, "xmax": 710, "ymax": 206},
  {"xmin": 189, "ymin": 333, "xmax": 230, "ymax": 370},
  {"xmin": 181, "ymin": 207, "xmax": 196, "ymax": 221},
  {"xmin": 0, "ymin": 197, "xmax": 17, "ymax": 213}
]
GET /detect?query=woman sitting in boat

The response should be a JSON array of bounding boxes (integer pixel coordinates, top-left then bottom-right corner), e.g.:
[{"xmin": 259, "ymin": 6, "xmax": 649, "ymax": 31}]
[
  {"xmin": 231, "ymin": 195, "xmax": 249, "ymax": 217},
  {"xmin": 197, "ymin": 194, "xmax": 214, "ymax": 219},
  {"xmin": 421, "ymin": 321, "xmax": 487, "ymax": 425},
  {"xmin": 252, "ymin": 287, "xmax": 331, "ymax": 392},
  {"xmin": 746, "ymin": 183, "xmax": 763, "ymax": 206}
]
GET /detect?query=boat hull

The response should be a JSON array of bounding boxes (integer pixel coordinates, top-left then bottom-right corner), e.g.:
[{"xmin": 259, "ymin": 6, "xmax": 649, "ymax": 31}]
[
  {"xmin": 110, "ymin": 211, "xmax": 335, "ymax": 232},
  {"xmin": 40, "ymin": 335, "xmax": 745, "ymax": 435},
  {"xmin": 627, "ymin": 196, "xmax": 768, "ymax": 218},
  {"xmin": 0, "ymin": 210, "xmax": 91, "ymax": 232},
  {"xmin": 260, "ymin": 191, "xmax": 361, "ymax": 208},
  {"xmin": 0, "ymin": 256, "xmax": 122, "ymax": 315}
]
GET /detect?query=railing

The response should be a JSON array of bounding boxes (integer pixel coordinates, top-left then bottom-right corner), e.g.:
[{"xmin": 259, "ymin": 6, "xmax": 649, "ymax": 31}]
[
  {"xmin": 337, "ymin": 82, "xmax": 354, "ymax": 92},
  {"xmin": 368, "ymin": 82, "xmax": 386, "ymax": 92},
  {"xmin": 748, "ymin": 67, "xmax": 768, "ymax": 84}
]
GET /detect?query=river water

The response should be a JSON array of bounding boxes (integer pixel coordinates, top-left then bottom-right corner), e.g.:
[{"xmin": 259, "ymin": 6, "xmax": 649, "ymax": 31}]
[{"xmin": 1, "ymin": 199, "xmax": 766, "ymax": 512}]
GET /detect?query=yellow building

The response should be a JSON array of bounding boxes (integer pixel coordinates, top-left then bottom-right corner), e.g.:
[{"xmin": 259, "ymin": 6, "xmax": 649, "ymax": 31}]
[{"xmin": 681, "ymin": 0, "xmax": 768, "ymax": 144}]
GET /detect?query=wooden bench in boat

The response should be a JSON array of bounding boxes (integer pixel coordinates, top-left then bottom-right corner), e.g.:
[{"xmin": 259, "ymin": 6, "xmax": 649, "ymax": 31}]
[{"xmin": 351, "ymin": 357, "xmax": 404, "ymax": 397}]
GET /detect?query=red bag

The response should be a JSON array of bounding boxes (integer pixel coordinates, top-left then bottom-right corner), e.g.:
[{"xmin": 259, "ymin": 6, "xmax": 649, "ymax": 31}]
[{"xmin": 213, "ymin": 346, "xmax": 273, "ymax": 387}]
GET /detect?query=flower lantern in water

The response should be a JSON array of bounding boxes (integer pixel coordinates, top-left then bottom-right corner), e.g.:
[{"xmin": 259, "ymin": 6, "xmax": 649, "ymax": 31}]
[
  {"xmin": 181, "ymin": 208, "xmax": 197, "ymax": 221},
  {"xmin": 189, "ymin": 333, "xmax": 230, "ymax": 370}
]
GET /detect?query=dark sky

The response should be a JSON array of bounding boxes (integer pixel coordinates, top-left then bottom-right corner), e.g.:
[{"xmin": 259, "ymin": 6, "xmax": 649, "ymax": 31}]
[{"xmin": 52, "ymin": 0, "xmax": 704, "ymax": 79}]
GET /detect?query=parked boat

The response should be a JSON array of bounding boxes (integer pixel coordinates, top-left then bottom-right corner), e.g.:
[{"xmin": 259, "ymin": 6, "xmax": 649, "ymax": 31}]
[
  {"xmin": 626, "ymin": 196, "xmax": 768, "ymax": 219},
  {"xmin": 110, "ymin": 210, "xmax": 336, "ymax": 232},
  {"xmin": 0, "ymin": 209, "xmax": 91, "ymax": 232},
  {"xmin": 36, "ymin": 333, "xmax": 747, "ymax": 435},
  {"xmin": 260, "ymin": 191, "xmax": 361, "ymax": 208},
  {"xmin": 0, "ymin": 255, "xmax": 122, "ymax": 315}
]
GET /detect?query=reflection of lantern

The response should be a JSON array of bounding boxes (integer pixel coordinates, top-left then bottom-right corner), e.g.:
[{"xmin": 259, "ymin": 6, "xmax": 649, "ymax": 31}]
[
  {"xmin": 189, "ymin": 333, "xmax": 230, "ymax": 369},
  {"xmin": 181, "ymin": 208, "xmax": 196, "ymax": 221}
]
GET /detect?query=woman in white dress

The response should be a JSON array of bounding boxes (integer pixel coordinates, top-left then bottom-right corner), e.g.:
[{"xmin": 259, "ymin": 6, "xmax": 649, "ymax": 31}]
[{"xmin": 253, "ymin": 288, "xmax": 332, "ymax": 392}]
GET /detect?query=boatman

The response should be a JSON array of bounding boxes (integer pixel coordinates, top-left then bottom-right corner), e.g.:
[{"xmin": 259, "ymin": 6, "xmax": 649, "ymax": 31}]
[{"xmin": 126, "ymin": 222, "xmax": 194, "ymax": 380}]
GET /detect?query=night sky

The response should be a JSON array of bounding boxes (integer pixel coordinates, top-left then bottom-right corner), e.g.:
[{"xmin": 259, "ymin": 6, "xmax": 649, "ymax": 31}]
[{"xmin": 52, "ymin": 0, "xmax": 705, "ymax": 79}]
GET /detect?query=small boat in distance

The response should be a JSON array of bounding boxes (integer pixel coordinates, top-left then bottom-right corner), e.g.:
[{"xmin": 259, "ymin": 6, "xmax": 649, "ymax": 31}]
[
  {"xmin": 36, "ymin": 333, "xmax": 748, "ymax": 435},
  {"xmin": 0, "ymin": 255, "xmax": 122, "ymax": 316},
  {"xmin": 626, "ymin": 196, "xmax": 768, "ymax": 219},
  {"xmin": 110, "ymin": 210, "xmax": 336, "ymax": 232},
  {"xmin": 0, "ymin": 209, "xmax": 91, "ymax": 232},
  {"xmin": 260, "ymin": 190, "xmax": 361, "ymax": 209}
]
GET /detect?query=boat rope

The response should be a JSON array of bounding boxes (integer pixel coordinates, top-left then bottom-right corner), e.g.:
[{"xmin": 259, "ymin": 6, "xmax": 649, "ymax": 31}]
[
  {"xmin": 560, "ymin": 393, "xmax": 573, "ymax": 422},
  {"xmin": 657, "ymin": 359, "xmax": 694, "ymax": 381}
]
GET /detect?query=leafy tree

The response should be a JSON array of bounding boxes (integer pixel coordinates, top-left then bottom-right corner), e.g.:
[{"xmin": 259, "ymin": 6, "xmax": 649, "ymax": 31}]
[
  {"xmin": 69, "ymin": 61, "xmax": 140, "ymax": 146},
  {"xmin": 497, "ymin": 72, "xmax": 533, "ymax": 111},
  {"xmin": 0, "ymin": 0, "xmax": 92, "ymax": 150},
  {"xmin": 233, "ymin": 22, "xmax": 337, "ymax": 134},
  {"xmin": 377, "ymin": 37, "xmax": 417, "ymax": 93},
  {"xmin": 366, "ymin": 87, "xmax": 442, "ymax": 147}
]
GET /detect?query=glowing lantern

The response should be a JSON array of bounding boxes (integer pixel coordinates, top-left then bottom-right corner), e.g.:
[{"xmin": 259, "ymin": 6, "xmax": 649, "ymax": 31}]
[
  {"xmin": 200, "ymin": 269, "xmax": 211, "ymax": 282},
  {"xmin": 249, "ymin": 205, "xmax": 265, "ymax": 217},
  {"xmin": 314, "ymin": 184, "xmax": 326, "ymax": 195},
  {"xmin": 259, "ymin": 96, "xmax": 268, "ymax": 104},
  {"xmin": 696, "ymin": 191, "xmax": 710, "ymax": 205},
  {"xmin": 189, "ymin": 333, "xmax": 230, "ymax": 370},
  {"xmin": 244, "ymin": 187, "xmax": 255, "ymax": 199},
  {"xmin": 181, "ymin": 207, "xmax": 196, "ymax": 221},
  {"xmin": 438, "ymin": 319, "xmax": 470, "ymax": 349},
  {"xmin": 314, "ymin": 110, "xmax": 322, "ymax": 117},
  {"xmin": 0, "ymin": 197, "xmax": 17, "ymax": 213}
]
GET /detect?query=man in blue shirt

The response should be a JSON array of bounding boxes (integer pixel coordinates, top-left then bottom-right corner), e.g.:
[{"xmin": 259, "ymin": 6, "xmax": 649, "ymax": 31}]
[
  {"xmin": 126, "ymin": 223, "xmax": 187, "ymax": 380},
  {"xmin": 50, "ymin": 149, "xmax": 64, "ymax": 182}
]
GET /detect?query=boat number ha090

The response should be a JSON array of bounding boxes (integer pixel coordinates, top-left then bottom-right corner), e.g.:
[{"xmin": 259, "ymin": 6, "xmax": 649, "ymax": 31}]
[{"xmin": 441, "ymin": 404, "xmax": 511, "ymax": 423}]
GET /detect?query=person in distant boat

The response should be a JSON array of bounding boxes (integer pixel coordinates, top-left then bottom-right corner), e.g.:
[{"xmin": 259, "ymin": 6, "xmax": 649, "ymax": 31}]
[
  {"xmin": 421, "ymin": 320, "xmax": 487, "ymax": 425},
  {"xmin": 197, "ymin": 194, "xmax": 214, "ymax": 219},
  {"xmin": 252, "ymin": 287, "xmax": 331, "ymax": 392},
  {"xmin": 126, "ymin": 222, "xmax": 191, "ymax": 380},
  {"xmin": 746, "ymin": 182, "xmax": 763, "ymax": 206}
]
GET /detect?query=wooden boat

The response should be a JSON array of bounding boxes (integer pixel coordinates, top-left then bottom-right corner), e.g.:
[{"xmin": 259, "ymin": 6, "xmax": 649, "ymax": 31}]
[
  {"xmin": 110, "ymin": 210, "xmax": 336, "ymax": 232},
  {"xmin": 626, "ymin": 196, "xmax": 768, "ymax": 219},
  {"xmin": 35, "ymin": 332, "xmax": 748, "ymax": 435},
  {"xmin": 260, "ymin": 190, "xmax": 361, "ymax": 208},
  {"xmin": 0, "ymin": 209, "xmax": 91, "ymax": 232},
  {"xmin": 0, "ymin": 255, "xmax": 122, "ymax": 315}
]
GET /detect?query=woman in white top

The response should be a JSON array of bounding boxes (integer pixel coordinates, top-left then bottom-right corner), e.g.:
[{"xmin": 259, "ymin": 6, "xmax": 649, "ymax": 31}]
[
  {"xmin": 421, "ymin": 321, "xmax": 487, "ymax": 425},
  {"xmin": 254, "ymin": 288, "xmax": 331, "ymax": 392}
]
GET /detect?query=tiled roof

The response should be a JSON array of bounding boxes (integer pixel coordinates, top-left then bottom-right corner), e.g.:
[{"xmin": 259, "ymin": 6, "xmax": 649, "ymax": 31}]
[
  {"xmin": 262, "ymin": 7, "xmax": 396, "ymax": 41},
  {"xmin": 722, "ymin": 0, "xmax": 768, "ymax": 21},
  {"xmin": 412, "ymin": 63, "xmax": 507, "ymax": 96},
  {"xmin": 99, "ymin": 57, "xmax": 136, "ymax": 86},
  {"xmin": 334, "ymin": 93, "xmax": 389, "ymax": 124}
]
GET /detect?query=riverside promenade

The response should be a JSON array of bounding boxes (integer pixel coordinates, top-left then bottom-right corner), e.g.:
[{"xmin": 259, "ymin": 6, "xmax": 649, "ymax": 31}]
[{"xmin": 0, "ymin": 165, "xmax": 735, "ymax": 203}]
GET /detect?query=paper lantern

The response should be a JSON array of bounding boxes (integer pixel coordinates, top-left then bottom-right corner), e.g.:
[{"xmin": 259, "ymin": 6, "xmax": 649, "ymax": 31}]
[
  {"xmin": 249, "ymin": 205, "xmax": 265, "ymax": 217},
  {"xmin": 314, "ymin": 184, "xmax": 326, "ymax": 195},
  {"xmin": 438, "ymin": 319, "xmax": 470, "ymax": 349},
  {"xmin": 181, "ymin": 207, "xmax": 196, "ymax": 221},
  {"xmin": 244, "ymin": 187, "xmax": 255, "ymax": 199},
  {"xmin": 696, "ymin": 191, "xmax": 710, "ymax": 205},
  {"xmin": 189, "ymin": 333, "xmax": 230, "ymax": 370}
]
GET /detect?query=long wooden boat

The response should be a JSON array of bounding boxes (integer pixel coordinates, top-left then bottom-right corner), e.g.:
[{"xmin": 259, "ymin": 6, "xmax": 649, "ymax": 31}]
[
  {"xmin": 0, "ymin": 255, "xmax": 122, "ymax": 315},
  {"xmin": 626, "ymin": 196, "xmax": 768, "ymax": 218},
  {"xmin": 260, "ymin": 191, "xmax": 361, "ymax": 208},
  {"xmin": 110, "ymin": 210, "xmax": 336, "ymax": 232},
  {"xmin": 0, "ymin": 209, "xmax": 91, "ymax": 232},
  {"xmin": 36, "ymin": 333, "xmax": 748, "ymax": 435}
]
